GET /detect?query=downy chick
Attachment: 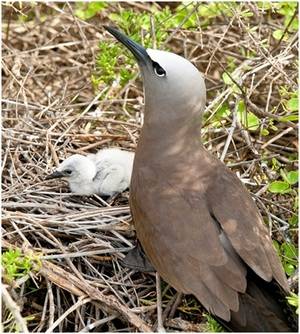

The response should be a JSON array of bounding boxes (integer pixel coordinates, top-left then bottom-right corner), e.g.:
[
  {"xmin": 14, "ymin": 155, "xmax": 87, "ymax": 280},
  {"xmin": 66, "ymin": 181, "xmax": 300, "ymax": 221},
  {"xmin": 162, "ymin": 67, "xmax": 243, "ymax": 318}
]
[{"xmin": 46, "ymin": 148, "xmax": 134, "ymax": 197}]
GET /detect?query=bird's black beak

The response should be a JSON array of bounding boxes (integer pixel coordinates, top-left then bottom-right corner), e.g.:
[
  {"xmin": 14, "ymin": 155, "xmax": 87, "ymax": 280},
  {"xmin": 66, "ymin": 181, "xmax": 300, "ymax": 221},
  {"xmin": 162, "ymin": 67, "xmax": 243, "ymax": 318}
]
[
  {"xmin": 104, "ymin": 26, "xmax": 151, "ymax": 66},
  {"xmin": 45, "ymin": 171, "xmax": 64, "ymax": 180}
]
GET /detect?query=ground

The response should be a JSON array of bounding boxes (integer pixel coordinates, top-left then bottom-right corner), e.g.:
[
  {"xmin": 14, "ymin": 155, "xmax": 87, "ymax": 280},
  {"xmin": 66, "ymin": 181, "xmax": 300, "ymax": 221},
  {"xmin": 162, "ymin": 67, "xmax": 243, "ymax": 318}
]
[{"xmin": 2, "ymin": 2, "xmax": 298, "ymax": 332}]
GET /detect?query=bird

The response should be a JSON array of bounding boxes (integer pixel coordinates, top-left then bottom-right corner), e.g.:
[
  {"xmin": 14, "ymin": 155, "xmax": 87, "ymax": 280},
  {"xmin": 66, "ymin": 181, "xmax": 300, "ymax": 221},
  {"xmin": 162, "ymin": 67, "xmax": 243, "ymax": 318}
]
[
  {"xmin": 105, "ymin": 26, "xmax": 297, "ymax": 332},
  {"xmin": 45, "ymin": 148, "xmax": 134, "ymax": 197}
]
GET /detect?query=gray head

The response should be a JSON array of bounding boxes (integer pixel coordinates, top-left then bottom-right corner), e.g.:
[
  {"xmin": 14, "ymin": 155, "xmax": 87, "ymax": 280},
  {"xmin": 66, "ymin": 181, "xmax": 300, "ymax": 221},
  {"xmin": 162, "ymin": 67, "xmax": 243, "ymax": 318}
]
[
  {"xmin": 46, "ymin": 154, "xmax": 96, "ymax": 184},
  {"xmin": 105, "ymin": 27, "xmax": 206, "ymax": 125}
]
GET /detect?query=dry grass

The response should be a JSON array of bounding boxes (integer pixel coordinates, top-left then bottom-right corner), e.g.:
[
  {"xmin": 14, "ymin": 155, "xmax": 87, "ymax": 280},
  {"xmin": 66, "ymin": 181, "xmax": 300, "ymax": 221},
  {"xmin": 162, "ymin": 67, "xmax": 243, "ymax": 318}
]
[{"xmin": 2, "ymin": 2, "xmax": 298, "ymax": 332}]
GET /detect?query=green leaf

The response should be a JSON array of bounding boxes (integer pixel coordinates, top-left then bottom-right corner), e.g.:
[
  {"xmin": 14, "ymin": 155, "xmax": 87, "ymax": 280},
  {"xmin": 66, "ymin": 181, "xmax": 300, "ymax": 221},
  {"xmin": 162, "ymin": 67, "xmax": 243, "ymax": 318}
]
[
  {"xmin": 203, "ymin": 314, "xmax": 225, "ymax": 332},
  {"xmin": 279, "ymin": 114, "xmax": 298, "ymax": 122},
  {"xmin": 288, "ymin": 215, "xmax": 298, "ymax": 226},
  {"xmin": 294, "ymin": 196, "xmax": 298, "ymax": 210},
  {"xmin": 260, "ymin": 128, "xmax": 269, "ymax": 136},
  {"xmin": 75, "ymin": 2, "xmax": 107, "ymax": 20},
  {"xmin": 272, "ymin": 29, "xmax": 288, "ymax": 41},
  {"xmin": 215, "ymin": 103, "xmax": 231, "ymax": 120},
  {"xmin": 287, "ymin": 293, "xmax": 299, "ymax": 314},
  {"xmin": 286, "ymin": 97, "xmax": 298, "ymax": 111},
  {"xmin": 282, "ymin": 242, "xmax": 297, "ymax": 259},
  {"xmin": 237, "ymin": 101, "xmax": 260, "ymax": 131},
  {"xmin": 286, "ymin": 171, "xmax": 298, "ymax": 185},
  {"xmin": 222, "ymin": 72, "xmax": 233, "ymax": 85},
  {"xmin": 271, "ymin": 157, "xmax": 281, "ymax": 170},
  {"xmin": 268, "ymin": 181, "xmax": 290, "ymax": 193},
  {"xmin": 284, "ymin": 263, "xmax": 295, "ymax": 276}
]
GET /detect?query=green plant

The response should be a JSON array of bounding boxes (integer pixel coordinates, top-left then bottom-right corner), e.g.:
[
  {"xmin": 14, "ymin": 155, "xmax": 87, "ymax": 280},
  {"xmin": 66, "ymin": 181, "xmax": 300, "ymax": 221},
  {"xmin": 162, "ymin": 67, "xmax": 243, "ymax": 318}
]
[
  {"xmin": 268, "ymin": 169, "xmax": 298, "ymax": 194},
  {"xmin": 237, "ymin": 100, "xmax": 260, "ymax": 131},
  {"xmin": 203, "ymin": 313, "xmax": 224, "ymax": 332},
  {"xmin": 279, "ymin": 88, "xmax": 298, "ymax": 122},
  {"xmin": 93, "ymin": 41, "xmax": 135, "ymax": 89},
  {"xmin": 268, "ymin": 2, "xmax": 298, "ymax": 40},
  {"xmin": 92, "ymin": 6, "xmax": 179, "ymax": 91},
  {"xmin": 273, "ymin": 241, "xmax": 298, "ymax": 276},
  {"xmin": 109, "ymin": 8, "xmax": 172, "ymax": 48},
  {"xmin": 276, "ymin": 2, "xmax": 298, "ymax": 30},
  {"xmin": 287, "ymin": 292, "xmax": 299, "ymax": 314},
  {"xmin": 1, "ymin": 249, "xmax": 41, "ymax": 283},
  {"xmin": 93, "ymin": 2, "xmax": 246, "ymax": 91},
  {"xmin": 74, "ymin": 2, "xmax": 107, "ymax": 20},
  {"xmin": 208, "ymin": 102, "xmax": 231, "ymax": 128}
]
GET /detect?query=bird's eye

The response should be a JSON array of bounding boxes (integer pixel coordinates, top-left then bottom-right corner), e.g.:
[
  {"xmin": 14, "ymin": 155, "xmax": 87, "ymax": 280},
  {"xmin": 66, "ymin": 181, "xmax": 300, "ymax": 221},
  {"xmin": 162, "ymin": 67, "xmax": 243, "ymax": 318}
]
[
  {"xmin": 153, "ymin": 62, "xmax": 166, "ymax": 77},
  {"xmin": 64, "ymin": 169, "xmax": 72, "ymax": 175}
]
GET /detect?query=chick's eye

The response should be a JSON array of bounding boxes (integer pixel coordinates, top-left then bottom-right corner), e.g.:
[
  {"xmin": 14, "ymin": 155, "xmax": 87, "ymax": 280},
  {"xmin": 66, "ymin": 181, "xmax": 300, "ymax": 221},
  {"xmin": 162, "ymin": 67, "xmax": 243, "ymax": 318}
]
[
  {"xmin": 64, "ymin": 170, "xmax": 72, "ymax": 175},
  {"xmin": 153, "ymin": 62, "xmax": 166, "ymax": 77}
]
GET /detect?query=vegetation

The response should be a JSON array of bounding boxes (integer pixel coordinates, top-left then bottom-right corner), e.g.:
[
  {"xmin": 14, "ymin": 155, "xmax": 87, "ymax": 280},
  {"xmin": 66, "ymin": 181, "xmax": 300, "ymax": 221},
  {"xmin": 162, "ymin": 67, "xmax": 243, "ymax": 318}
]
[
  {"xmin": 2, "ymin": 1, "xmax": 298, "ymax": 332},
  {"xmin": 287, "ymin": 292, "xmax": 299, "ymax": 314},
  {"xmin": 2, "ymin": 248, "xmax": 40, "ymax": 283},
  {"xmin": 203, "ymin": 314, "xmax": 225, "ymax": 332}
]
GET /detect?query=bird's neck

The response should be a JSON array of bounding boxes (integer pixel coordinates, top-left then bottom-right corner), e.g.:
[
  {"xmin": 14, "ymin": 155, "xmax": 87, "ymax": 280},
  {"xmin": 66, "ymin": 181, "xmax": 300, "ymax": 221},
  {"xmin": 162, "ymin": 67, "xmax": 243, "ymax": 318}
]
[{"xmin": 137, "ymin": 104, "xmax": 203, "ymax": 159}]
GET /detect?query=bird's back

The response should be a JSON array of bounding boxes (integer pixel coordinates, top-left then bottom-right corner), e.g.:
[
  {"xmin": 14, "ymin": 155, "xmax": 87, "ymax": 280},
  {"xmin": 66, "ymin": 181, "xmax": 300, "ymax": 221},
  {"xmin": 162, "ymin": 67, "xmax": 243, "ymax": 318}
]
[{"xmin": 90, "ymin": 148, "xmax": 134, "ymax": 182}]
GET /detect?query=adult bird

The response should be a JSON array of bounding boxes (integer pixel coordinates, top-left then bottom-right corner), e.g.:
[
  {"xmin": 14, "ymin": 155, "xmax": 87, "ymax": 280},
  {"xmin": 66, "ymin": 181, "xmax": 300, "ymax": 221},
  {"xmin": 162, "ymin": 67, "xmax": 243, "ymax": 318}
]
[
  {"xmin": 46, "ymin": 148, "xmax": 134, "ymax": 198},
  {"xmin": 105, "ymin": 27, "xmax": 297, "ymax": 331}
]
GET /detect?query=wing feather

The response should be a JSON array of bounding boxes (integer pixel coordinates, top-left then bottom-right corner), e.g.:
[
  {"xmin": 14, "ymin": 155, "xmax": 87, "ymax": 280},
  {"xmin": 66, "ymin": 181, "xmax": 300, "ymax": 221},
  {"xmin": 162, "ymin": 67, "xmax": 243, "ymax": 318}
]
[
  {"xmin": 208, "ymin": 165, "xmax": 288, "ymax": 291},
  {"xmin": 131, "ymin": 166, "xmax": 247, "ymax": 320}
]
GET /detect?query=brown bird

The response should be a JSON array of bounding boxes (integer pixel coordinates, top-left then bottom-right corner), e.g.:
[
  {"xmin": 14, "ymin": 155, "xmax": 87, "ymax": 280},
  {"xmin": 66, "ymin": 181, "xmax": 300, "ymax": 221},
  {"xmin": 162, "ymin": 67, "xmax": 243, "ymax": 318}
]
[{"xmin": 105, "ymin": 26, "xmax": 297, "ymax": 332}]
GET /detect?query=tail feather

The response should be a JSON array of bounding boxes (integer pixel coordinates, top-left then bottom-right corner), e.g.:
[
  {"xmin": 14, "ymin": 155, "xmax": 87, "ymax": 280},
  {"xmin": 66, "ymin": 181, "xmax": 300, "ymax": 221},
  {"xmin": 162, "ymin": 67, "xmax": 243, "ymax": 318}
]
[{"xmin": 220, "ymin": 272, "xmax": 298, "ymax": 332}]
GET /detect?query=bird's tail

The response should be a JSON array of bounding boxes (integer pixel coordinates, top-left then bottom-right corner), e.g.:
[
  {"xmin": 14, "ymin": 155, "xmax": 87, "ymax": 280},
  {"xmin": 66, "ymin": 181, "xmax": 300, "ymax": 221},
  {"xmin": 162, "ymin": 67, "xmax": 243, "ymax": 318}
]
[{"xmin": 220, "ymin": 274, "xmax": 298, "ymax": 332}]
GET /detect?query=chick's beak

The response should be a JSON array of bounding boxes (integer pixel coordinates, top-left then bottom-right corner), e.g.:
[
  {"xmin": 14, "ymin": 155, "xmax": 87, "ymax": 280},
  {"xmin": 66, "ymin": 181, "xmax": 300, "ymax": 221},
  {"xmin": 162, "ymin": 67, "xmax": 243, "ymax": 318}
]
[
  {"xmin": 45, "ymin": 171, "xmax": 65, "ymax": 180},
  {"xmin": 104, "ymin": 26, "xmax": 151, "ymax": 66}
]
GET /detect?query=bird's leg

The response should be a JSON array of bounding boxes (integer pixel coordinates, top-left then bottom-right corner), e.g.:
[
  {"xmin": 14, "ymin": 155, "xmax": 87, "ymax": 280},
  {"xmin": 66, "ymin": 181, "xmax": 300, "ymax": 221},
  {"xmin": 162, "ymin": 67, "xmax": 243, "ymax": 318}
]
[
  {"xmin": 99, "ymin": 193, "xmax": 119, "ymax": 204},
  {"xmin": 107, "ymin": 193, "xmax": 121, "ymax": 204},
  {"xmin": 156, "ymin": 272, "xmax": 166, "ymax": 332},
  {"xmin": 121, "ymin": 242, "xmax": 154, "ymax": 272}
]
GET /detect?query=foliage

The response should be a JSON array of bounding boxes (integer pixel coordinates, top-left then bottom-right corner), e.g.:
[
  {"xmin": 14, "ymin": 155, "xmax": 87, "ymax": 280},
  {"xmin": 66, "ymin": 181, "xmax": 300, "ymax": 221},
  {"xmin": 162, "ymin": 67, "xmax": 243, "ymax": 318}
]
[
  {"xmin": 237, "ymin": 100, "xmax": 260, "ymax": 131},
  {"xmin": 93, "ymin": 6, "xmax": 177, "ymax": 90},
  {"xmin": 268, "ymin": 169, "xmax": 298, "ymax": 194},
  {"xmin": 273, "ymin": 240, "xmax": 298, "ymax": 276},
  {"xmin": 75, "ymin": 2, "xmax": 107, "ymax": 20},
  {"xmin": 89, "ymin": 2, "xmax": 265, "ymax": 90},
  {"xmin": 1, "ymin": 248, "xmax": 41, "ymax": 283},
  {"xmin": 92, "ymin": 41, "xmax": 135, "ymax": 88},
  {"xmin": 287, "ymin": 292, "xmax": 299, "ymax": 314},
  {"xmin": 279, "ymin": 88, "xmax": 298, "ymax": 122},
  {"xmin": 203, "ymin": 314, "xmax": 224, "ymax": 332},
  {"xmin": 207, "ymin": 102, "xmax": 231, "ymax": 128}
]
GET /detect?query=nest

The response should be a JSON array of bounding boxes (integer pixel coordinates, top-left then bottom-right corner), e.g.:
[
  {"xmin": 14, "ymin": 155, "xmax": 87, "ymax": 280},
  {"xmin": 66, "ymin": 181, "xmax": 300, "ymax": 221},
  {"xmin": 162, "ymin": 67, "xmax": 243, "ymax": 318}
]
[{"xmin": 2, "ymin": 2, "xmax": 298, "ymax": 332}]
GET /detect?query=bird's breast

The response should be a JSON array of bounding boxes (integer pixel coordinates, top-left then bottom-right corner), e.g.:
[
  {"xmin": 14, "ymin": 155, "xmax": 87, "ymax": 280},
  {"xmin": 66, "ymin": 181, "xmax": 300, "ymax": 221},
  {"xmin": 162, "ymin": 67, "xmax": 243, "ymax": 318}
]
[{"xmin": 129, "ymin": 161, "xmax": 213, "ymax": 287}]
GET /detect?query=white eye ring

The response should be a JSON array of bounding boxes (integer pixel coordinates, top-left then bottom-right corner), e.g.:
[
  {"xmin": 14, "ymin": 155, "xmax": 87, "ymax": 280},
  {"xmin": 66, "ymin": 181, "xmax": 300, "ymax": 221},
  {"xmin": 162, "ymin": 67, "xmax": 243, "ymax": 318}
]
[{"xmin": 154, "ymin": 66, "xmax": 166, "ymax": 77}]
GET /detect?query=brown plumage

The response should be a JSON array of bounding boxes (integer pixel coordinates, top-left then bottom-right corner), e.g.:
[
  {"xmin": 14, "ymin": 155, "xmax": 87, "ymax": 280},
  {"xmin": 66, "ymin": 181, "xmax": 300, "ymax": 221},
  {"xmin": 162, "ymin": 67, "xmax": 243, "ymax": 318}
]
[{"xmin": 105, "ymin": 26, "xmax": 297, "ymax": 332}]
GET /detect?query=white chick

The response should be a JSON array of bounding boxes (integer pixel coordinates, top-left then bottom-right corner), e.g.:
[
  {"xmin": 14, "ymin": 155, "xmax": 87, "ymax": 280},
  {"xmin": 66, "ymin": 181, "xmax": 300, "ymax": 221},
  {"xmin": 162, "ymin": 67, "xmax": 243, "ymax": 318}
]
[{"xmin": 46, "ymin": 148, "xmax": 134, "ymax": 197}]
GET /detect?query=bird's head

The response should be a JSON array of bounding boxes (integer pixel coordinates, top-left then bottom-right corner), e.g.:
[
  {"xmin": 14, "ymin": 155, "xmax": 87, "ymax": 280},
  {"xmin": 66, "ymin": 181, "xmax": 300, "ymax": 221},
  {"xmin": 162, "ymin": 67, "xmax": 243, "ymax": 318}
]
[
  {"xmin": 45, "ymin": 154, "xmax": 96, "ymax": 184},
  {"xmin": 105, "ymin": 27, "xmax": 206, "ymax": 124}
]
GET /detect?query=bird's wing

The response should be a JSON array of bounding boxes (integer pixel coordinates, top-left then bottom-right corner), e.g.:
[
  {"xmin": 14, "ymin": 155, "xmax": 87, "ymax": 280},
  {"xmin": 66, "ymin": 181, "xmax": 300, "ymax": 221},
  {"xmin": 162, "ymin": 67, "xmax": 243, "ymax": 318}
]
[
  {"xmin": 207, "ymin": 164, "xmax": 289, "ymax": 292},
  {"xmin": 132, "ymin": 165, "xmax": 248, "ymax": 320},
  {"xmin": 94, "ymin": 164, "xmax": 126, "ymax": 196},
  {"xmin": 131, "ymin": 161, "xmax": 288, "ymax": 321}
]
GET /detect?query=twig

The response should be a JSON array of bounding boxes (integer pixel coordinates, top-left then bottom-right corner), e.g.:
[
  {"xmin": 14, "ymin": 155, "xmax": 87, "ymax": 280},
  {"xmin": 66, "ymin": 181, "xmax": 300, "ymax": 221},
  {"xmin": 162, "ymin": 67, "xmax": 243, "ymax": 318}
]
[
  {"xmin": 46, "ymin": 279, "xmax": 55, "ymax": 329},
  {"xmin": 79, "ymin": 314, "xmax": 117, "ymax": 332},
  {"xmin": 261, "ymin": 127, "xmax": 294, "ymax": 149},
  {"xmin": 45, "ymin": 296, "xmax": 92, "ymax": 333},
  {"xmin": 220, "ymin": 102, "xmax": 238, "ymax": 162},
  {"xmin": 38, "ymin": 260, "xmax": 152, "ymax": 332},
  {"xmin": 271, "ymin": 5, "xmax": 299, "ymax": 53},
  {"xmin": 2, "ymin": 283, "xmax": 29, "ymax": 333},
  {"xmin": 156, "ymin": 272, "xmax": 166, "ymax": 332}
]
